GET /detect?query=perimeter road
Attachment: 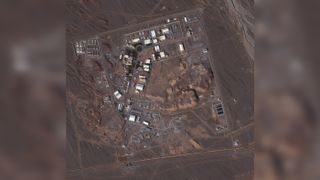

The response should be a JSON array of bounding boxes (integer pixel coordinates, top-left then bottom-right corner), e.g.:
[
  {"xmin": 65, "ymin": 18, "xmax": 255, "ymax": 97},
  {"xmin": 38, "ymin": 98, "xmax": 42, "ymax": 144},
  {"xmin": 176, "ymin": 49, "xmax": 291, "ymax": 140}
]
[{"xmin": 131, "ymin": 142, "xmax": 254, "ymax": 164}]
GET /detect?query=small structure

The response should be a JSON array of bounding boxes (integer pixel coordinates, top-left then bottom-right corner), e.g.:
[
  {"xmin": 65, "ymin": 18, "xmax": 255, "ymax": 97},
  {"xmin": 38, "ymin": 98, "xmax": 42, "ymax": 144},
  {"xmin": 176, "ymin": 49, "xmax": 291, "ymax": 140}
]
[
  {"xmin": 154, "ymin": 45, "xmax": 160, "ymax": 52},
  {"xmin": 103, "ymin": 96, "xmax": 111, "ymax": 103},
  {"xmin": 145, "ymin": 59, "xmax": 151, "ymax": 64},
  {"xmin": 126, "ymin": 81, "xmax": 131, "ymax": 92},
  {"xmin": 166, "ymin": 19, "xmax": 170, "ymax": 23},
  {"xmin": 138, "ymin": 31, "xmax": 144, "ymax": 36},
  {"xmin": 138, "ymin": 75, "xmax": 146, "ymax": 84},
  {"xmin": 128, "ymin": 114, "xmax": 137, "ymax": 122},
  {"xmin": 152, "ymin": 39, "xmax": 158, "ymax": 44},
  {"xmin": 142, "ymin": 121, "xmax": 150, "ymax": 126},
  {"xmin": 151, "ymin": 53, "xmax": 156, "ymax": 60},
  {"xmin": 187, "ymin": 27, "xmax": 193, "ymax": 37},
  {"xmin": 233, "ymin": 139, "xmax": 240, "ymax": 147},
  {"xmin": 135, "ymin": 83, "xmax": 144, "ymax": 91},
  {"xmin": 117, "ymin": 103, "xmax": 124, "ymax": 112},
  {"xmin": 183, "ymin": 16, "xmax": 188, "ymax": 22},
  {"xmin": 158, "ymin": 35, "xmax": 166, "ymax": 41},
  {"xmin": 114, "ymin": 90, "xmax": 122, "ymax": 99},
  {"xmin": 143, "ymin": 64, "xmax": 150, "ymax": 72},
  {"xmin": 74, "ymin": 41, "xmax": 86, "ymax": 55},
  {"xmin": 215, "ymin": 125, "xmax": 224, "ymax": 131},
  {"xmin": 178, "ymin": 43, "xmax": 185, "ymax": 52},
  {"xmin": 132, "ymin": 38, "xmax": 140, "ymax": 44},
  {"xmin": 123, "ymin": 55, "xmax": 133, "ymax": 66},
  {"xmin": 202, "ymin": 48, "xmax": 208, "ymax": 53},
  {"xmin": 144, "ymin": 39, "xmax": 152, "ymax": 46},
  {"xmin": 159, "ymin": 51, "xmax": 166, "ymax": 58},
  {"xmin": 216, "ymin": 104, "xmax": 224, "ymax": 115},
  {"xmin": 161, "ymin": 27, "xmax": 170, "ymax": 34},
  {"xmin": 150, "ymin": 30, "xmax": 156, "ymax": 38}
]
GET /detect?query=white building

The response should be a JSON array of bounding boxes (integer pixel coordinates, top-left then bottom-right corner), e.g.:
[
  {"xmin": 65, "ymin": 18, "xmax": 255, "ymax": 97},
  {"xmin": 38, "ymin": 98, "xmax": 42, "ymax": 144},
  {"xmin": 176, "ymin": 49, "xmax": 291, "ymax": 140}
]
[
  {"xmin": 145, "ymin": 59, "xmax": 151, "ymax": 64},
  {"xmin": 128, "ymin": 114, "xmax": 136, "ymax": 122},
  {"xmin": 178, "ymin": 43, "xmax": 185, "ymax": 52},
  {"xmin": 161, "ymin": 27, "xmax": 170, "ymax": 34},
  {"xmin": 158, "ymin": 35, "xmax": 166, "ymax": 41},
  {"xmin": 142, "ymin": 121, "xmax": 150, "ymax": 126},
  {"xmin": 151, "ymin": 53, "xmax": 156, "ymax": 60},
  {"xmin": 152, "ymin": 39, "xmax": 158, "ymax": 44},
  {"xmin": 132, "ymin": 38, "xmax": 140, "ymax": 43},
  {"xmin": 135, "ymin": 83, "xmax": 144, "ymax": 91},
  {"xmin": 144, "ymin": 39, "xmax": 152, "ymax": 45},
  {"xmin": 113, "ymin": 90, "xmax": 122, "ymax": 99},
  {"xmin": 183, "ymin": 16, "xmax": 188, "ymax": 22},
  {"xmin": 150, "ymin": 30, "xmax": 156, "ymax": 38},
  {"xmin": 143, "ymin": 64, "xmax": 150, "ymax": 72},
  {"xmin": 117, "ymin": 103, "xmax": 124, "ymax": 111},
  {"xmin": 159, "ymin": 51, "xmax": 166, "ymax": 58},
  {"xmin": 154, "ymin": 45, "xmax": 160, "ymax": 52}
]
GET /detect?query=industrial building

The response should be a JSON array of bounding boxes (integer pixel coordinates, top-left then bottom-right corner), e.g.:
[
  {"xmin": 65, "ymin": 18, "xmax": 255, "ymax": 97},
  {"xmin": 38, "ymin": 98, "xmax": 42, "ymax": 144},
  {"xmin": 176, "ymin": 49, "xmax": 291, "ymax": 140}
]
[
  {"xmin": 158, "ymin": 35, "xmax": 166, "ymax": 41},
  {"xmin": 153, "ymin": 39, "xmax": 158, "ymax": 44},
  {"xmin": 114, "ymin": 90, "xmax": 122, "ymax": 99},
  {"xmin": 145, "ymin": 59, "xmax": 151, "ymax": 64},
  {"xmin": 128, "ymin": 114, "xmax": 137, "ymax": 122},
  {"xmin": 142, "ymin": 121, "xmax": 150, "ymax": 126},
  {"xmin": 179, "ymin": 43, "xmax": 185, "ymax": 52},
  {"xmin": 135, "ymin": 83, "xmax": 144, "ymax": 92},
  {"xmin": 150, "ymin": 30, "xmax": 156, "ymax": 38},
  {"xmin": 144, "ymin": 39, "xmax": 152, "ymax": 46},
  {"xmin": 159, "ymin": 51, "xmax": 166, "ymax": 58},
  {"xmin": 154, "ymin": 45, "xmax": 160, "ymax": 52},
  {"xmin": 132, "ymin": 38, "xmax": 140, "ymax": 44},
  {"xmin": 161, "ymin": 27, "xmax": 170, "ymax": 34}
]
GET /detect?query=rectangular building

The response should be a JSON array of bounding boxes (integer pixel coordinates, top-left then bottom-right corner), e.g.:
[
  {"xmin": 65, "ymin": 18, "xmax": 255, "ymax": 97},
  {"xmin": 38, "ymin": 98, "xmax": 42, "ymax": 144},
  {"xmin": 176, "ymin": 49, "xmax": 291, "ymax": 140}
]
[
  {"xmin": 158, "ymin": 35, "xmax": 166, "ymax": 41},
  {"xmin": 144, "ymin": 39, "xmax": 152, "ymax": 46},
  {"xmin": 179, "ymin": 43, "xmax": 185, "ymax": 52},
  {"xmin": 150, "ymin": 30, "xmax": 156, "ymax": 38},
  {"xmin": 161, "ymin": 27, "xmax": 170, "ymax": 34}
]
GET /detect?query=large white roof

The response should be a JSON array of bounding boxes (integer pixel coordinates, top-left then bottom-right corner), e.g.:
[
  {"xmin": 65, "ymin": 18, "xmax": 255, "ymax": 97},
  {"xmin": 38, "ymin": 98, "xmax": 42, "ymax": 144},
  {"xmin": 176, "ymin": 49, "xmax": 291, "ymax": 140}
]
[
  {"xmin": 113, "ymin": 90, "xmax": 122, "ymax": 99},
  {"xmin": 129, "ymin": 115, "xmax": 136, "ymax": 122}
]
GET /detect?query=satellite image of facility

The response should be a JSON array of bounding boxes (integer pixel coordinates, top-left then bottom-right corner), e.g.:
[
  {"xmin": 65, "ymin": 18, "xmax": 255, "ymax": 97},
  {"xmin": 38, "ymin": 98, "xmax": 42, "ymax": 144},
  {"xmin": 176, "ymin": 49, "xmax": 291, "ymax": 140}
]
[{"xmin": 66, "ymin": 0, "xmax": 254, "ymax": 179}]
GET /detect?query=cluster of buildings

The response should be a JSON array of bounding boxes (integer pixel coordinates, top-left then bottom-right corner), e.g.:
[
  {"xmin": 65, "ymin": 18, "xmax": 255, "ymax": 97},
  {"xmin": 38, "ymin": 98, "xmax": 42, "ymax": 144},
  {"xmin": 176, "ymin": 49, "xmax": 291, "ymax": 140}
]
[
  {"xmin": 112, "ymin": 89, "xmax": 151, "ymax": 127},
  {"xmin": 119, "ymin": 49, "xmax": 136, "ymax": 77},
  {"xmin": 112, "ymin": 17, "xmax": 196, "ymax": 131},
  {"xmin": 128, "ymin": 114, "xmax": 150, "ymax": 127},
  {"xmin": 74, "ymin": 39, "xmax": 100, "ymax": 56},
  {"xmin": 112, "ymin": 88, "xmax": 151, "ymax": 127},
  {"xmin": 135, "ymin": 74, "xmax": 146, "ymax": 93},
  {"xmin": 128, "ymin": 26, "xmax": 172, "ymax": 61},
  {"xmin": 133, "ymin": 58, "xmax": 151, "ymax": 93},
  {"xmin": 74, "ymin": 40, "xmax": 86, "ymax": 55}
]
